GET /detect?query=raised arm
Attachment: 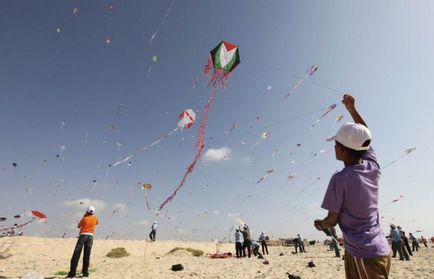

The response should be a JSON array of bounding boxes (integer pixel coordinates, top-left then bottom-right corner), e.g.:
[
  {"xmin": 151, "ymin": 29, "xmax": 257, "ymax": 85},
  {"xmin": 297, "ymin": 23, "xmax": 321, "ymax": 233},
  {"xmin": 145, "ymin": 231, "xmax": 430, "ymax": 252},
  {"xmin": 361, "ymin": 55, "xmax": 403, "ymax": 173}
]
[{"xmin": 342, "ymin": 94, "xmax": 367, "ymax": 127}]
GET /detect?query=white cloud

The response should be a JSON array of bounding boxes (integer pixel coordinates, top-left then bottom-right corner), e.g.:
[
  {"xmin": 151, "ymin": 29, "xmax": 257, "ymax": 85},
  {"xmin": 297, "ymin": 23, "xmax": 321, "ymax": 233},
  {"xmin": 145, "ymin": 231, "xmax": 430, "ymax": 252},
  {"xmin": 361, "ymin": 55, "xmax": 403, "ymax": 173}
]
[
  {"xmin": 133, "ymin": 220, "xmax": 149, "ymax": 227},
  {"xmin": 63, "ymin": 198, "xmax": 107, "ymax": 211},
  {"xmin": 203, "ymin": 147, "xmax": 231, "ymax": 162}
]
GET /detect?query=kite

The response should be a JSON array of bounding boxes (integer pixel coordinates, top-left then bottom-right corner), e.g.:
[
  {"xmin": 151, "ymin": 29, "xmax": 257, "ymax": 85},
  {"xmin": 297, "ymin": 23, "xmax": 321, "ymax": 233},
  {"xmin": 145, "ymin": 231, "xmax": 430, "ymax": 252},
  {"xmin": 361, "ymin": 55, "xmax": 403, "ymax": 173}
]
[
  {"xmin": 148, "ymin": 0, "xmax": 174, "ymax": 45},
  {"xmin": 272, "ymin": 149, "xmax": 278, "ymax": 157},
  {"xmin": 0, "ymin": 210, "xmax": 47, "ymax": 232},
  {"xmin": 12, "ymin": 163, "xmax": 17, "ymax": 168},
  {"xmin": 147, "ymin": 55, "xmax": 158, "ymax": 77},
  {"xmin": 284, "ymin": 64, "xmax": 318, "ymax": 99},
  {"xmin": 311, "ymin": 104, "xmax": 337, "ymax": 128},
  {"xmin": 250, "ymin": 132, "xmax": 270, "ymax": 149},
  {"xmin": 381, "ymin": 194, "xmax": 404, "ymax": 208},
  {"xmin": 158, "ymin": 41, "xmax": 240, "ymax": 211},
  {"xmin": 383, "ymin": 147, "xmax": 417, "ymax": 169},
  {"xmin": 112, "ymin": 109, "xmax": 196, "ymax": 168},
  {"xmin": 257, "ymin": 169, "xmax": 275, "ymax": 184},
  {"xmin": 116, "ymin": 142, "xmax": 122, "ymax": 151},
  {"xmin": 106, "ymin": 38, "xmax": 112, "ymax": 45},
  {"xmin": 60, "ymin": 120, "xmax": 66, "ymax": 131},
  {"xmin": 56, "ymin": 28, "xmax": 61, "ymax": 33},
  {"xmin": 224, "ymin": 123, "xmax": 239, "ymax": 135},
  {"xmin": 0, "ymin": 217, "xmax": 6, "ymax": 222},
  {"xmin": 73, "ymin": 8, "xmax": 79, "ymax": 16},
  {"xmin": 141, "ymin": 183, "xmax": 153, "ymax": 210},
  {"xmin": 31, "ymin": 210, "xmax": 47, "ymax": 219},
  {"xmin": 266, "ymin": 85, "xmax": 272, "ymax": 90},
  {"xmin": 335, "ymin": 115, "xmax": 344, "ymax": 122}
]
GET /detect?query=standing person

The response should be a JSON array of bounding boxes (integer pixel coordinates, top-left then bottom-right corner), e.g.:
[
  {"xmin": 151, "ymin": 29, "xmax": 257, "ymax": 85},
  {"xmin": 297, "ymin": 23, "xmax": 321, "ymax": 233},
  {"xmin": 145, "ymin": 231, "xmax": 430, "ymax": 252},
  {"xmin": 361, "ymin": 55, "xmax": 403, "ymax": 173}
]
[
  {"xmin": 241, "ymin": 224, "xmax": 252, "ymax": 258},
  {"xmin": 293, "ymin": 236, "xmax": 300, "ymax": 254},
  {"xmin": 389, "ymin": 225, "xmax": 409, "ymax": 260},
  {"xmin": 409, "ymin": 233, "xmax": 419, "ymax": 252},
  {"xmin": 297, "ymin": 234, "xmax": 306, "ymax": 253},
  {"xmin": 259, "ymin": 232, "xmax": 269, "ymax": 255},
  {"xmin": 234, "ymin": 229, "xmax": 244, "ymax": 259},
  {"xmin": 397, "ymin": 226, "xmax": 412, "ymax": 256},
  {"xmin": 314, "ymin": 94, "xmax": 391, "ymax": 278},
  {"xmin": 67, "ymin": 206, "xmax": 99, "ymax": 278},
  {"xmin": 149, "ymin": 221, "xmax": 157, "ymax": 241}
]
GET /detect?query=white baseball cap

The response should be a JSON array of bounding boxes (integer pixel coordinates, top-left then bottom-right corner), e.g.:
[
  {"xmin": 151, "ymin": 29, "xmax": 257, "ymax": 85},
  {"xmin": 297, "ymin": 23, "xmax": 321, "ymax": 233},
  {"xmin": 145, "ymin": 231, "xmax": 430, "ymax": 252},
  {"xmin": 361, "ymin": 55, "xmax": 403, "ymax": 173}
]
[
  {"xmin": 86, "ymin": 206, "xmax": 95, "ymax": 214},
  {"xmin": 328, "ymin": 122, "xmax": 372, "ymax": 151}
]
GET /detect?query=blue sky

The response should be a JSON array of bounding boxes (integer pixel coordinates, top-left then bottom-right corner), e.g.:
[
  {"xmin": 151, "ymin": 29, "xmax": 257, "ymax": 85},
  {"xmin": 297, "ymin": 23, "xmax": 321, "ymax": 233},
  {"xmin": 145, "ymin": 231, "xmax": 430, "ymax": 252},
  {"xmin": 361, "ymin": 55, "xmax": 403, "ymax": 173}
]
[{"xmin": 1, "ymin": 0, "xmax": 433, "ymax": 241}]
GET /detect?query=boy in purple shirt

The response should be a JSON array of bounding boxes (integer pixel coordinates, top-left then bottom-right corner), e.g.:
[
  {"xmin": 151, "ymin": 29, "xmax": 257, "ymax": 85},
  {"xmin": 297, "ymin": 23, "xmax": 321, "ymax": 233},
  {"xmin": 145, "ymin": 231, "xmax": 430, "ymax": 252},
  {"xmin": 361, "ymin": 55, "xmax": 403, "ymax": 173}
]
[{"xmin": 314, "ymin": 94, "xmax": 390, "ymax": 279}]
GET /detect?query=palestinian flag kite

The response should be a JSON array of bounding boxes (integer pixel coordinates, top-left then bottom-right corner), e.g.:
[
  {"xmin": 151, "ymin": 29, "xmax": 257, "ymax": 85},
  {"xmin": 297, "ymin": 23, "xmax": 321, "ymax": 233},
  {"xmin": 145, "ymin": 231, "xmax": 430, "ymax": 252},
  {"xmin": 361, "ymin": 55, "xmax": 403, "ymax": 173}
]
[{"xmin": 204, "ymin": 41, "xmax": 240, "ymax": 87}]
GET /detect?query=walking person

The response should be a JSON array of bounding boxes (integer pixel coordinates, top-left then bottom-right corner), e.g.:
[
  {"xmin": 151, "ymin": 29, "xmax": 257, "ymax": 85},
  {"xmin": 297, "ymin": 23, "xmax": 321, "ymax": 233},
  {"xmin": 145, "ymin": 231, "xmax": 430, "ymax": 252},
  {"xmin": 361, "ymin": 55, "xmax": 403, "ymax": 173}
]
[
  {"xmin": 149, "ymin": 221, "xmax": 157, "ymax": 241},
  {"xmin": 67, "ymin": 206, "xmax": 99, "ymax": 278},
  {"xmin": 259, "ymin": 232, "xmax": 268, "ymax": 255},
  {"xmin": 314, "ymin": 95, "xmax": 391, "ymax": 278},
  {"xmin": 409, "ymin": 233, "xmax": 419, "ymax": 252},
  {"xmin": 234, "ymin": 229, "xmax": 244, "ymax": 259}
]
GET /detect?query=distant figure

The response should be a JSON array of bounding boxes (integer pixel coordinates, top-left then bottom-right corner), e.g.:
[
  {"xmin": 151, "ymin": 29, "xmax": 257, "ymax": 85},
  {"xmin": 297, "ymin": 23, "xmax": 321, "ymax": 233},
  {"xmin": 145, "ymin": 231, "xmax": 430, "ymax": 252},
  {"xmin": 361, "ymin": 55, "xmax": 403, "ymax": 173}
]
[
  {"xmin": 409, "ymin": 233, "xmax": 419, "ymax": 252},
  {"xmin": 241, "ymin": 224, "xmax": 252, "ymax": 258},
  {"xmin": 251, "ymin": 240, "xmax": 261, "ymax": 257},
  {"xmin": 420, "ymin": 236, "xmax": 428, "ymax": 248},
  {"xmin": 234, "ymin": 229, "xmax": 244, "ymax": 259},
  {"xmin": 67, "ymin": 206, "xmax": 99, "ymax": 278},
  {"xmin": 389, "ymin": 224, "xmax": 409, "ymax": 261},
  {"xmin": 10, "ymin": 224, "xmax": 18, "ymax": 237},
  {"xmin": 259, "ymin": 232, "xmax": 268, "ymax": 255},
  {"xmin": 314, "ymin": 95, "xmax": 391, "ymax": 278},
  {"xmin": 398, "ymin": 225, "xmax": 412, "ymax": 256},
  {"xmin": 329, "ymin": 227, "xmax": 340, "ymax": 257},
  {"xmin": 149, "ymin": 221, "xmax": 157, "ymax": 241},
  {"xmin": 297, "ymin": 234, "xmax": 306, "ymax": 253}
]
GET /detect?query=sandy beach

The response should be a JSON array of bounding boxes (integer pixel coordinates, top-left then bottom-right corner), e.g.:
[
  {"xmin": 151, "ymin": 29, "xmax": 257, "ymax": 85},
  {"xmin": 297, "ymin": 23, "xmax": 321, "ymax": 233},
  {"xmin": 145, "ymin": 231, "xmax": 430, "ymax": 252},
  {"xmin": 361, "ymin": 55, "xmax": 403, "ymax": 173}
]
[{"xmin": 0, "ymin": 237, "xmax": 433, "ymax": 278}]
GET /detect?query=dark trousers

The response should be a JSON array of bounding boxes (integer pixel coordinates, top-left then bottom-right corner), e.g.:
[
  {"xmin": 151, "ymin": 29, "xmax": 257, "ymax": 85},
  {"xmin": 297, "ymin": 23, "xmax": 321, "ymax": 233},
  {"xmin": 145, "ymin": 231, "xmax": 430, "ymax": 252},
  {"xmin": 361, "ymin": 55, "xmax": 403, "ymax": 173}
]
[
  {"xmin": 332, "ymin": 239, "xmax": 341, "ymax": 257},
  {"xmin": 68, "ymin": 234, "xmax": 93, "ymax": 276},
  {"xmin": 412, "ymin": 241, "xmax": 419, "ymax": 252},
  {"xmin": 149, "ymin": 229, "xmax": 156, "ymax": 241},
  {"xmin": 261, "ymin": 240, "xmax": 268, "ymax": 255},
  {"xmin": 403, "ymin": 237, "xmax": 413, "ymax": 256},
  {"xmin": 242, "ymin": 240, "xmax": 252, "ymax": 258},
  {"xmin": 253, "ymin": 246, "xmax": 260, "ymax": 256},
  {"xmin": 235, "ymin": 242, "xmax": 243, "ymax": 258},
  {"xmin": 392, "ymin": 240, "xmax": 408, "ymax": 260}
]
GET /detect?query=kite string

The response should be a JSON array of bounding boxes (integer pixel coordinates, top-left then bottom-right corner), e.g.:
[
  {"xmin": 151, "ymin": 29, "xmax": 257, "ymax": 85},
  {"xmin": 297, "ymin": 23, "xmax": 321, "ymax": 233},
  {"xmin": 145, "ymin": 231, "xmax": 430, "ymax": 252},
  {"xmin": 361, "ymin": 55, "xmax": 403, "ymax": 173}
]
[
  {"xmin": 158, "ymin": 88, "xmax": 217, "ymax": 211},
  {"xmin": 112, "ymin": 126, "xmax": 180, "ymax": 167}
]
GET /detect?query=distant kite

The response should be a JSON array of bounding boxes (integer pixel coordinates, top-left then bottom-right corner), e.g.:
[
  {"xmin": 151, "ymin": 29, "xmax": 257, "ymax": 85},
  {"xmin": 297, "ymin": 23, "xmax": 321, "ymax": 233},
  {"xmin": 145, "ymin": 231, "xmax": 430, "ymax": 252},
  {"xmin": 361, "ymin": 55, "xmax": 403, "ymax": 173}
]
[{"xmin": 284, "ymin": 64, "xmax": 318, "ymax": 99}]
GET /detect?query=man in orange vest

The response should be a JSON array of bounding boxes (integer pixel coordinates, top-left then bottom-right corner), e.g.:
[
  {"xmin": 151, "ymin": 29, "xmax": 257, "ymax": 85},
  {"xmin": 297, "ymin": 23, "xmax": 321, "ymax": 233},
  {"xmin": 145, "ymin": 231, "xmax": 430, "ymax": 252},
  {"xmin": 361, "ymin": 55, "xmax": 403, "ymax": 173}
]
[{"xmin": 67, "ymin": 206, "xmax": 99, "ymax": 278}]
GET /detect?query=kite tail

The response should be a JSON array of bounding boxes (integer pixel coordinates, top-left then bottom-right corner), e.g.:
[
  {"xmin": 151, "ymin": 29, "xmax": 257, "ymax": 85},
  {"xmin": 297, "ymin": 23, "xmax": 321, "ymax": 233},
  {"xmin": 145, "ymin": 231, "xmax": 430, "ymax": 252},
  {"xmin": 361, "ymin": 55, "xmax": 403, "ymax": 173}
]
[
  {"xmin": 158, "ymin": 88, "xmax": 217, "ymax": 211},
  {"xmin": 203, "ymin": 57, "xmax": 231, "ymax": 88}
]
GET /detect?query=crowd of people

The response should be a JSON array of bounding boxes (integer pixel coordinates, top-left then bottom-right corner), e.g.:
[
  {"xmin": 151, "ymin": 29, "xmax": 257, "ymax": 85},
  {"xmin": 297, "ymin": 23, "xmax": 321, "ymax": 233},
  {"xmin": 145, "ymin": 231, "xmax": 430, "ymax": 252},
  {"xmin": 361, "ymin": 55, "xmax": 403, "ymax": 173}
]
[{"xmin": 0, "ymin": 224, "xmax": 23, "ymax": 237}]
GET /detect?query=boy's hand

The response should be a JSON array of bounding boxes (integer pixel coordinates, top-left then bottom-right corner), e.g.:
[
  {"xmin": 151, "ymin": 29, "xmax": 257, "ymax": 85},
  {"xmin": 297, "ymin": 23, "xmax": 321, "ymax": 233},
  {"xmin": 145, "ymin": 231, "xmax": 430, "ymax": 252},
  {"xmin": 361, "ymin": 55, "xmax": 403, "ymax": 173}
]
[
  {"xmin": 314, "ymin": 219, "xmax": 323, "ymax": 231},
  {"xmin": 342, "ymin": 94, "xmax": 355, "ymax": 111}
]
